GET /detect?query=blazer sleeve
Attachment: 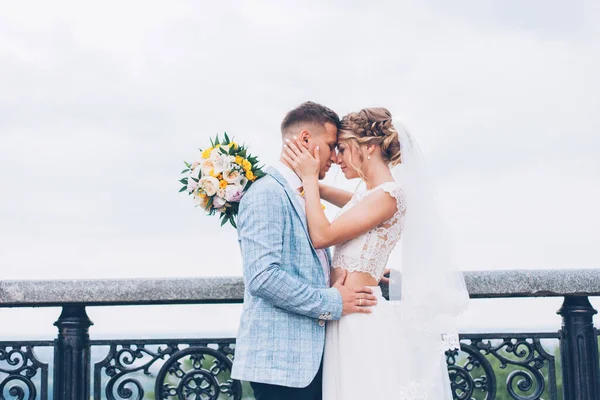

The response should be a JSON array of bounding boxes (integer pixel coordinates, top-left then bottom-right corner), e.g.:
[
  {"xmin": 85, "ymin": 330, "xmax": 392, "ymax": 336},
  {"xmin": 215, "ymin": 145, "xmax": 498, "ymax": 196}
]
[{"xmin": 238, "ymin": 185, "xmax": 343, "ymax": 320}]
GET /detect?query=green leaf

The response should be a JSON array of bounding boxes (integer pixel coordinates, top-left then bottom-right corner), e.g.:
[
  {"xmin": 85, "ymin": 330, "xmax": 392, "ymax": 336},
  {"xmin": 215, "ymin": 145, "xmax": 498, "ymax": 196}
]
[
  {"xmin": 209, "ymin": 137, "xmax": 215, "ymax": 147},
  {"xmin": 184, "ymin": 161, "xmax": 191, "ymax": 168},
  {"xmin": 219, "ymin": 147, "xmax": 228, "ymax": 155},
  {"xmin": 207, "ymin": 196, "xmax": 214, "ymax": 209},
  {"xmin": 224, "ymin": 132, "xmax": 230, "ymax": 143},
  {"xmin": 215, "ymin": 136, "xmax": 220, "ymax": 146},
  {"xmin": 179, "ymin": 178, "xmax": 188, "ymax": 184},
  {"xmin": 179, "ymin": 186, "xmax": 187, "ymax": 192},
  {"xmin": 221, "ymin": 216, "xmax": 228, "ymax": 226},
  {"xmin": 230, "ymin": 218, "xmax": 237, "ymax": 229},
  {"xmin": 181, "ymin": 168, "xmax": 189, "ymax": 174}
]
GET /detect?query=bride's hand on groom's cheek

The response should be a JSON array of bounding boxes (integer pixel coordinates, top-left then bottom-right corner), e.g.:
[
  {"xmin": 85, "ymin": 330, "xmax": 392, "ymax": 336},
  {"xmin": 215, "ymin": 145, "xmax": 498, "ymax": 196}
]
[{"xmin": 282, "ymin": 137, "xmax": 320, "ymax": 181}]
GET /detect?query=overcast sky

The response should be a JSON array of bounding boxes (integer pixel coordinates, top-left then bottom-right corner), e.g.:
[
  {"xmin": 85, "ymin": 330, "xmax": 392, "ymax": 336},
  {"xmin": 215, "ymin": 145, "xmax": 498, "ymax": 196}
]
[{"xmin": 1, "ymin": 0, "xmax": 599, "ymax": 338}]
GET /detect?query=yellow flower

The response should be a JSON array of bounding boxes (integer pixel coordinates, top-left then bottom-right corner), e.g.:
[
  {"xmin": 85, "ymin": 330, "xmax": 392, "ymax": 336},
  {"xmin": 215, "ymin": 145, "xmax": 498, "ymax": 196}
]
[
  {"xmin": 235, "ymin": 156, "xmax": 243, "ymax": 165},
  {"xmin": 231, "ymin": 141, "xmax": 238, "ymax": 149},
  {"xmin": 209, "ymin": 169, "xmax": 217, "ymax": 177},
  {"xmin": 246, "ymin": 170, "xmax": 255, "ymax": 181},
  {"xmin": 219, "ymin": 180, "xmax": 228, "ymax": 189},
  {"xmin": 217, "ymin": 173, "xmax": 223, "ymax": 180},
  {"xmin": 199, "ymin": 193, "xmax": 206, "ymax": 198},
  {"xmin": 202, "ymin": 147, "xmax": 213, "ymax": 159},
  {"xmin": 215, "ymin": 144, "xmax": 221, "ymax": 148},
  {"xmin": 242, "ymin": 159, "xmax": 252, "ymax": 171}
]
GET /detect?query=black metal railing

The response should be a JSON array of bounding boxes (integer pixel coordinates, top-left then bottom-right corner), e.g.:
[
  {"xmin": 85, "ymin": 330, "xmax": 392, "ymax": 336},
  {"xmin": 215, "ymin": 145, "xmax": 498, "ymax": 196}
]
[{"xmin": 1, "ymin": 269, "xmax": 600, "ymax": 399}]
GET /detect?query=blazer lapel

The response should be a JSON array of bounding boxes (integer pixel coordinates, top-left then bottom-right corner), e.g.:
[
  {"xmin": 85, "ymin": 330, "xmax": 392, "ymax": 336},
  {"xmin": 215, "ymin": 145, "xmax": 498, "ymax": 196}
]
[{"xmin": 267, "ymin": 167, "xmax": 318, "ymax": 255}]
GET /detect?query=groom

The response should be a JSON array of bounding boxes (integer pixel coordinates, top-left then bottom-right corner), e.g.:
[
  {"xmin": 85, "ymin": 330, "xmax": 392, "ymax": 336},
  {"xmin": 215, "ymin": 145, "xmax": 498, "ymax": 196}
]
[{"xmin": 231, "ymin": 101, "xmax": 377, "ymax": 400}]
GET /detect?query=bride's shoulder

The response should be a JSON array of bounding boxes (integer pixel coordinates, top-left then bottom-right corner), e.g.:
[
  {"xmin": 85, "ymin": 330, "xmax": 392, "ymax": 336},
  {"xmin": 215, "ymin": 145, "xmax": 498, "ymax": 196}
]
[
  {"xmin": 372, "ymin": 181, "xmax": 404, "ymax": 197},
  {"xmin": 378, "ymin": 181, "xmax": 402, "ymax": 191},
  {"xmin": 355, "ymin": 181, "xmax": 403, "ymax": 199},
  {"xmin": 371, "ymin": 181, "xmax": 406, "ymax": 212}
]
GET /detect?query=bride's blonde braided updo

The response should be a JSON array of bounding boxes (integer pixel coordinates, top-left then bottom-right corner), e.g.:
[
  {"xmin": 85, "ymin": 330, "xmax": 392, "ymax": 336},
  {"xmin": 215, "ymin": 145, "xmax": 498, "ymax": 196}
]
[{"xmin": 338, "ymin": 107, "xmax": 402, "ymax": 167}]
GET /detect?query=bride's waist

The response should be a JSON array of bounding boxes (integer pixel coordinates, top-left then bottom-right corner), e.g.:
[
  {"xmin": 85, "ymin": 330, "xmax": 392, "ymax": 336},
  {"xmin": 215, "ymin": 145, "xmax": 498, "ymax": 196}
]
[{"xmin": 330, "ymin": 268, "xmax": 379, "ymax": 289}]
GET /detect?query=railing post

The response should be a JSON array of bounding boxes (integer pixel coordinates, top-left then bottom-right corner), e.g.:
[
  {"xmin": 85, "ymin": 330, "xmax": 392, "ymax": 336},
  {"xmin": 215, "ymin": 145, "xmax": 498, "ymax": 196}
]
[
  {"xmin": 53, "ymin": 305, "xmax": 93, "ymax": 400},
  {"xmin": 557, "ymin": 296, "xmax": 600, "ymax": 400}
]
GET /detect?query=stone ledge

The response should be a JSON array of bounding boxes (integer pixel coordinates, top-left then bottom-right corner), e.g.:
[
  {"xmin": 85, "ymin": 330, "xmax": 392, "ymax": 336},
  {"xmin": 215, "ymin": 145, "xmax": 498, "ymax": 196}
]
[
  {"xmin": 0, "ymin": 277, "xmax": 244, "ymax": 308},
  {"xmin": 1, "ymin": 269, "xmax": 599, "ymax": 308},
  {"xmin": 465, "ymin": 269, "xmax": 600, "ymax": 298}
]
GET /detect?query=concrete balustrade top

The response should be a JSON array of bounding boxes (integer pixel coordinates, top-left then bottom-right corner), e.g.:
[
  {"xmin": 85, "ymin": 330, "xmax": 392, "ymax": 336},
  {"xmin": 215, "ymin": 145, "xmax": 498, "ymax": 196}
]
[{"xmin": 1, "ymin": 269, "xmax": 600, "ymax": 308}]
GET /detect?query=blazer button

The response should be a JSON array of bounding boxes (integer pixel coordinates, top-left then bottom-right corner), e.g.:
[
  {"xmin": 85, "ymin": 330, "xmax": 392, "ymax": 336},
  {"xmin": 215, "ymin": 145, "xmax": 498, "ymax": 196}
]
[{"xmin": 318, "ymin": 320, "xmax": 326, "ymax": 327}]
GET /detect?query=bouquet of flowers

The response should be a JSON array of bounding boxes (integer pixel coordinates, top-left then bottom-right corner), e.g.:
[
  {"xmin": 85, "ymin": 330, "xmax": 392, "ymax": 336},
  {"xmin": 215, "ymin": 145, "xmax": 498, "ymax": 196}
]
[{"xmin": 179, "ymin": 133, "xmax": 265, "ymax": 227}]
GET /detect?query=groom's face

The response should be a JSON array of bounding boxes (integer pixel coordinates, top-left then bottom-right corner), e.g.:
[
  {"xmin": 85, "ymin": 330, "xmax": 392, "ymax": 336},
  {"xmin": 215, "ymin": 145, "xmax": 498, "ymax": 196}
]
[{"xmin": 309, "ymin": 122, "xmax": 338, "ymax": 180}]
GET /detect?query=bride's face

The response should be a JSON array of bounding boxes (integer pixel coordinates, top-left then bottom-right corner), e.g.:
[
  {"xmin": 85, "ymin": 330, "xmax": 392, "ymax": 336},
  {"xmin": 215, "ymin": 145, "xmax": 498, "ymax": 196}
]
[{"xmin": 336, "ymin": 141, "xmax": 362, "ymax": 179}]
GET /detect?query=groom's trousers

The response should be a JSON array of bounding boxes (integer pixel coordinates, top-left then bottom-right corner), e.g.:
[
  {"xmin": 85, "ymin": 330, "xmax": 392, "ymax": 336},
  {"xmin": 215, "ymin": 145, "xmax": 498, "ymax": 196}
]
[{"xmin": 249, "ymin": 360, "xmax": 323, "ymax": 400}]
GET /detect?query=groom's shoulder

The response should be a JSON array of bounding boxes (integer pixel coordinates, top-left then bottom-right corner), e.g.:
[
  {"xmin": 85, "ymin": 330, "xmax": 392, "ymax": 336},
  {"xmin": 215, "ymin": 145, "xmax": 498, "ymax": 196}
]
[
  {"xmin": 248, "ymin": 173, "xmax": 283, "ymax": 193},
  {"xmin": 242, "ymin": 173, "xmax": 285, "ymax": 203}
]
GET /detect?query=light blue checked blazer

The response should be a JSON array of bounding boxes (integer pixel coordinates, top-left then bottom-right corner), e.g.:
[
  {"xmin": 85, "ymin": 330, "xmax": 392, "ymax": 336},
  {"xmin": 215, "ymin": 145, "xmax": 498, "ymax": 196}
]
[{"xmin": 231, "ymin": 167, "xmax": 343, "ymax": 388}]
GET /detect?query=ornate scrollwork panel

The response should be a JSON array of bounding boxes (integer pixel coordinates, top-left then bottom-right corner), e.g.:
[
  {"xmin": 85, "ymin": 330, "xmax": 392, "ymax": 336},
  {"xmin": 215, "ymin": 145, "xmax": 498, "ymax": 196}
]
[
  {"xmin": 0, "ymin": 343, "xmax": 50, "ymax": 400},
  {"xmin": 447, "ymin": 335, "xmax": 559, "ymax": 400},
  {"xmin": 93, "ymin": 340, "xmax": 241, "ymax": 400}
]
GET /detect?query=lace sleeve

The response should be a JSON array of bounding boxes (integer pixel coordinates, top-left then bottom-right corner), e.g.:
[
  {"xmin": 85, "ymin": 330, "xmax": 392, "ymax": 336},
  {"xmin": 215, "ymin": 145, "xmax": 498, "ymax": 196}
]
[{"xmin": 376, "ymin": 182, "xmax": 406, "ymax": 218}]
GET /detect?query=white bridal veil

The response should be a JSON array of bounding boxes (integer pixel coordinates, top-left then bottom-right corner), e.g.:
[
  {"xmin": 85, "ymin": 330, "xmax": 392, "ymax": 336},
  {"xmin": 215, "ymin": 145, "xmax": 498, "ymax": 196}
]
[{"xmin": 386, "ymin": 123, "xmax": 470, "ymax": 398}]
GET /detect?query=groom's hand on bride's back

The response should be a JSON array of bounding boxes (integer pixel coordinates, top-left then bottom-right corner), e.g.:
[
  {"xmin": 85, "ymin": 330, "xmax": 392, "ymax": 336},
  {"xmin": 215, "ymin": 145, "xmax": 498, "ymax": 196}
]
[{"xmin": 332, "ymin": 270, "xmax": 378, "ymax": 315}]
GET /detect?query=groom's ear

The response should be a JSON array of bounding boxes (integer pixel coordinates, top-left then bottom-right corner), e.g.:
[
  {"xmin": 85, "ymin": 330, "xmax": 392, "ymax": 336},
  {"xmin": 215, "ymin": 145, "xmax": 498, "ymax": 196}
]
[{"xmin": 299, "ymin": 130, "xmax": 310, "ymax": 148}]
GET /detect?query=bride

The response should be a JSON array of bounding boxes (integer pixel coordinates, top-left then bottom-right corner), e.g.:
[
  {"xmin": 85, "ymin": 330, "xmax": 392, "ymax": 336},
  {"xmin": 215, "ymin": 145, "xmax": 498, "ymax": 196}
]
[{"xmin": 282, "ymin": 107, "xmax": 469, "ymax": 399}]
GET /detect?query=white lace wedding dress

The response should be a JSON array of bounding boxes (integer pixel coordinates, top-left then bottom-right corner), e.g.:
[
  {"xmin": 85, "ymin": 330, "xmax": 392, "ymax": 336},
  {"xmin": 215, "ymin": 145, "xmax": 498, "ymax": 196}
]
[{"xmin": 322, "ymin": 181, "xmax": 454, "ymax": 400}]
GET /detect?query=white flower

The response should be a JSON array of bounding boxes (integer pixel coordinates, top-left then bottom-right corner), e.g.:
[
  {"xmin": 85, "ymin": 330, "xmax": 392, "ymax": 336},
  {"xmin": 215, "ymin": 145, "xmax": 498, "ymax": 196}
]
[
  {"xmin": 209, "ymin": 147, "xmax": 221, "ymax": 160},
  {"xmin": 210, "ymin": 147, "xmax": 229, "ymax": 160},
  {"xmin": 224, "ymin": 184, "xmax": 244, "ymax": 202},
  {"xmin": 199, "ymin": 176, "xmax": 219, "ymax": 196},
  {"xmin": 201, "ymin": 159, "xmax": 216, "ymax": 177},
  {"xmin": 223, "ymin": 168, "xmax": 241, "ymax": 184},
  {"xmin": 229, "ymin": 155, "xmax": 236, "ymax": 162},
  {"xmin": 187, "ymin": 178, "xmax": 199, "ymax": 193},
  {"xmin": 212, "ymin": 154, "xmax": 231, "ymax": 175},
  {"xmin": 190, "ymin": 163, "xmax": 202, "ymax": 180},
  {"xmin": 216, "ymin": 188, "xmax": 226, "ymax": 198},
  {"xmin": 213, "ymin": 195, "xmax": 226, "ymax": 208}
]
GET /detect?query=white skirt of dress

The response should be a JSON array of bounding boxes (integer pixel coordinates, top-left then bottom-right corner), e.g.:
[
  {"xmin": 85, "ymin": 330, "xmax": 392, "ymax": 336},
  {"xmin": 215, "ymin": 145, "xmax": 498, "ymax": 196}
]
[{"xmin": 322, "ymin": 286, "xmax": 454, "ymax": 400}]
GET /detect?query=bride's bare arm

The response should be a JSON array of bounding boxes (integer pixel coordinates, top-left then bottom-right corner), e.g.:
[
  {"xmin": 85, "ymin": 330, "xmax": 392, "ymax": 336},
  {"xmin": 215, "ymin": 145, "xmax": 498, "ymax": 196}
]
[
  {"xmin": 318, "ymin": 183, "xmax": 353, "ymax": 208},
  {"xmin": 305, "ymin": 181, "xmax": 396, "ymax": 248},
  {"xmin": 282, "ymin": 139, "xmax": 397, "ymax": 249}
]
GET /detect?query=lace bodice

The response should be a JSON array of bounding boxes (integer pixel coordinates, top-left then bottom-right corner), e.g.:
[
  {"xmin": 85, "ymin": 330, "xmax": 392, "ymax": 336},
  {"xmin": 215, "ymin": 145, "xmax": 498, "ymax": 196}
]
[{"xmin": 331, "ymin": 182, "xmax": 406, "ymax": 282}]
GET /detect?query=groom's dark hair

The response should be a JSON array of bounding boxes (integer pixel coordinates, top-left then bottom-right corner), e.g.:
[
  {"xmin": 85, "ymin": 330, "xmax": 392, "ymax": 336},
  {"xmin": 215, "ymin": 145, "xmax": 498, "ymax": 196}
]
[{"xmin": 281, "ymin": 101, "xmax": 340, "ymax": 137}]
